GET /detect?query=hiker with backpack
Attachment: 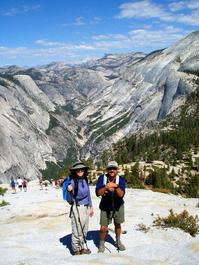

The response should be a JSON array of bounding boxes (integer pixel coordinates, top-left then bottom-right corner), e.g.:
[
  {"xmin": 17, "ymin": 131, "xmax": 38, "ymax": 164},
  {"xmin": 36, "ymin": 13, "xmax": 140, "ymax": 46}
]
[
  {"xmin": 17, "ymin": 177, "xmax": 23, "ymax": 191},
  {"xmin": 65, "ymin": 161, "xmax": 94, "ymax": 255},
  {"xmin": 10, "ymin": 177, "xmax": 16, "ymax": 193},
  {"xmin": 22, "ymin": 178, "xmax": 28, "ymax": 192},
  {"xmin": 95, "ymin": 161, "xmax": 126, "ymax": 253}
]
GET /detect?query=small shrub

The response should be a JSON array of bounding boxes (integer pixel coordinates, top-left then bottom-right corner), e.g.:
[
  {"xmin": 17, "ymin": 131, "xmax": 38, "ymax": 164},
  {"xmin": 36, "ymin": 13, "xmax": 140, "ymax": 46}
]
[
  {"xmin": 151, "ymin": 188, "xmax": 171, "ymax": 194},
  {"xmin": 0, "ymin": 200, "xmax": 10, "ymax": 207},
  {"xmin": 153, "ymin": 209, "xmax": 199, "ymax": 237},
  {"xmin": 136, "ymin": 223, "xmax": 150, "ymax": 233},
  {"xmin": 0, "ymin": 187, "xmax": 7, "ymax": 196},
  {"xmin": 45, "ymin": 114, "xmax": 59, "ymax": 135}
]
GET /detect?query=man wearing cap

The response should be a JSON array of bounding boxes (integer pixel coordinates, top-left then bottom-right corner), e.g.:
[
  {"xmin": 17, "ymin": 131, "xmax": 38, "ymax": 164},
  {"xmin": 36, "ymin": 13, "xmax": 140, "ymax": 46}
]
[{"xmin": 95, "ymin": 160, "xmax": 126, "ymax": 253}]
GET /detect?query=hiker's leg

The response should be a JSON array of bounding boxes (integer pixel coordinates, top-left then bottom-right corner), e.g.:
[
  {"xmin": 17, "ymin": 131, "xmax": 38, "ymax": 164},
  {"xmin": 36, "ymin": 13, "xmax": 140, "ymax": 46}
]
[
  {"xmin": 98, "ymin": 225, "xmax": 107, "ymax": 252},
  {"xmin": 71, "ymin": 207, "xmax": 84, "ymax": 252},
  {"xmin": 114, "ymin": 204, "xmax": 125, "ymax": 250},
  {"xmin": 99, "ymin": 209, "xmax": 110, "ymax": 241},
  {"xmin": 75, "ymin": 206, "xmax": 89, "ymax": 247},
  {"xmin": 99, "ymin": 225, "xmax": 108, "ymax": 241},
  {"xmin": 114, "ymin": 223, "xmax": 125, "ymax": 250},
  {"xmin": 85, "ymin": 207, "xmax": 89, "ymax": 238},
  {"xmin": 113, "ymin": 204, "xmax": 125, "ymax": 236},
  {"xmin": 98, "ymin": 210, "xmax": 111, "ymax": 252},
  {"xmin": 80, "ymin": 206, "xmax": 89, "ymax": 238},
  {"xmin": 114, "ymin": 223, "xmax": 121, "ymax": 238},
  {"xmin": 78, "ymin": 205, "xmax": 89, "ymax": 239},
  {"xmin": 78, "ymin": 206, "xmax": 91, "ymax": 254}
]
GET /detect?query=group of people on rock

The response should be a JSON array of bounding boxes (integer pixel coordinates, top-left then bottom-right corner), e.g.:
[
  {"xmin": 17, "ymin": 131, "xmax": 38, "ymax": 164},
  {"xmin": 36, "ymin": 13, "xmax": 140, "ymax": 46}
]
[
  {"xmin": 9, "ymin": 160, "xmax": 126, "ymax": 255},
  {"xmin": 38, "ymin": 177, "xmax": 63, "ymax": 190},
  {"xmin": 10, "ymin": 177, "xmax": 28, "ymax": 193},
  {"xmin": 64, "ymin": 160, "xmax": 126, "ymax": 255}
]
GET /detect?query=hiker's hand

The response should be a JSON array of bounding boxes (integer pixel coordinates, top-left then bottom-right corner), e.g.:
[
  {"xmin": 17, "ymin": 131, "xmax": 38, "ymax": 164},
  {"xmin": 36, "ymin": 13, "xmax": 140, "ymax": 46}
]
[
  {"xmin": 67, "ymin": 184, "xmax": 73, "ymax": 192},
  {"xmin": 89, "ymin": 207, "xmax": 94, "ymax": 217},
  {"xmin": 106, "ymin": 182, "xmax": 117, "ymax": 192}
]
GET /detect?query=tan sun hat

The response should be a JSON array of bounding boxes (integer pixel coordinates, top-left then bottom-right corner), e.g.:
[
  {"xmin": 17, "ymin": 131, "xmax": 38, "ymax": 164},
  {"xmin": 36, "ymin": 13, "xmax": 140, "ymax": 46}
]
[
  {"xmin": 70, "ymin": 161, "xmax": 89, "ymax": 171},
  {"xmin": 106, "ymin": 161, "xmax": 119, "ymax": 169}
]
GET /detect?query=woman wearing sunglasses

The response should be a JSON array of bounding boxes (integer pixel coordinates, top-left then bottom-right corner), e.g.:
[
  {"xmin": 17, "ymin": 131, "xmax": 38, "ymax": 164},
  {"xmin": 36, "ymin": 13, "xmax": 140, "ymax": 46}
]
[{"xmin": 67, "ymin": 161, "xmax": 94, "ymax": 255}]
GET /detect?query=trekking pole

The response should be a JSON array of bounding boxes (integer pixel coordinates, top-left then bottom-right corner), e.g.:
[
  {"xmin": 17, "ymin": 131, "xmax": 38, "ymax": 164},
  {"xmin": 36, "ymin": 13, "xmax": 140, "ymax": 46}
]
[
  {"xmin": 74, "ymin": 199, "xmax": 90, "ymax": 251},
  {"xmin": 111, "ymin": 191, "xmax": 119, "ymax": 253}
]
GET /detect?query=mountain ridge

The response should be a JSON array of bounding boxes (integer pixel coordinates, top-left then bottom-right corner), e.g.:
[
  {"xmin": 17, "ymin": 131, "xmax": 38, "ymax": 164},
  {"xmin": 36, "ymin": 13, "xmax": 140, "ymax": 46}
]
[{"xmin": 0, "ymin": 30, "xmax": 198, "ymax": 182}]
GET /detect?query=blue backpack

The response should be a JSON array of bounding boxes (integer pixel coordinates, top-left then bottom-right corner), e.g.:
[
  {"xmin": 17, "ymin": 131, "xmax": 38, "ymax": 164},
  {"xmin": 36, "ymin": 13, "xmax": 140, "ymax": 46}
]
[
  {"xmin": 62, "ymin": 177, "xmax": 73, "ymax": 204},
  {"xmin": 62, "ymin": 176, "xmax": 89, "ymax": 204}
]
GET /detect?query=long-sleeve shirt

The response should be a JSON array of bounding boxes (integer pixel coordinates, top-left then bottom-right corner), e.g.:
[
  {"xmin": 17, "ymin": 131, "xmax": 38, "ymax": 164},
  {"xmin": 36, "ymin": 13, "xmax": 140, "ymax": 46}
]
[
  {"xmin": 70, "ymin": 178, "xmax": 92, "ymax": 207},
  {"xmin": 95, "ymin": 174, "xmax": 125, "ymax": 211}
]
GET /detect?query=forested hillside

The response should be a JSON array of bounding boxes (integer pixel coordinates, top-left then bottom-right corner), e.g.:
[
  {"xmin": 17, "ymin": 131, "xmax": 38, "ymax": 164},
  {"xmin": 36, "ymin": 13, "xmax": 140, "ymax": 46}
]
[
  {"xmin": 110, "ymin": 85, "xmax": 199, "ymax": 165},
  {"xmin": 100, "ymin": 79, "xmax": 199, "ymax": 198}
]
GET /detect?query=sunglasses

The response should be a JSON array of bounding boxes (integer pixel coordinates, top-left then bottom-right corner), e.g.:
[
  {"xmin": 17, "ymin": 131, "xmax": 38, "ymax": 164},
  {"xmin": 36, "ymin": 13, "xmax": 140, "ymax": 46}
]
[
  {"xmin": 76, "ymin": 169, "xmax": 85, "ymax": 172},
  {"xmin": 108, "ymin": 167, "xmax": 118, "ymax": 170}
]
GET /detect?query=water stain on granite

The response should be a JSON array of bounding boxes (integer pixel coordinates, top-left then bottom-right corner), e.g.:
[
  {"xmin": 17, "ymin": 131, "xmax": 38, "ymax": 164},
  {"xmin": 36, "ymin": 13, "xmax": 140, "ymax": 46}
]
[{"xmin": 191, "ymin": 242, "xmax": 199, "ymax": 255}]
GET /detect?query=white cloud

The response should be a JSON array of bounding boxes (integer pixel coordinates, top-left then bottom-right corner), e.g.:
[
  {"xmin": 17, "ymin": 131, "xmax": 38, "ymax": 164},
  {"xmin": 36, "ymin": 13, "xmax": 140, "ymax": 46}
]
[
  {"xmin": 74, "ymin": 44, "xmax": 95, "ymax": 50},
  {"xmin": 73, "ymin": 17, "xmax": 85, "ymax": 26},
  {"xmin": 2, "ymin": 5, "xmax": 40, "ymax": 16},
  {"xmin": 116, "ymin": 0, "xmax": 199, "ymax": 26},
  {"xmin": 35, "ymin": 39, "xmax": 95, "ymax": 50},
  {"xmin": 187, "ymin": 1, "xmax": 199, "ymax": 9},
  {"xmin": 0, "ymin": 27, "xmax": 192, "ymax": 66},
  {"xmin": 90, "ymin": 17, "xmax": 101, "ymax": 24},
  {"xmin": 116, "ymin": 0, "xmax": 171, "ymax": 19},
  {"xmin": 93, "ymin": 26, "xmax": 188, "ymax": 51},
  {"xmin": 35, "ymin": 40, "xmax": 65, "ymax": 47},
  {"xmin": 169, "ymin": 1, "xmax": 186, "ymax": 12},
  {"xmin": 177, "ymin": 10, "xmax": 199, "ymax": 26},
  {"xmin": 169, "ymin": 0, "xmax": 199, "ymax": 11},
  {"xmin": 63, "ymin": 17, "xmax": 86, "ymax": 26},
  {"xmin": 63, "ymin": 16, "xmax": 102, "ymax": 27},
  {"xmin": 0, "ymin": 40, "xmax": 97, "ymax": 64},
  {"xmin": 93, "ymin": 34, "xmax": 127, "ymax": 41}
]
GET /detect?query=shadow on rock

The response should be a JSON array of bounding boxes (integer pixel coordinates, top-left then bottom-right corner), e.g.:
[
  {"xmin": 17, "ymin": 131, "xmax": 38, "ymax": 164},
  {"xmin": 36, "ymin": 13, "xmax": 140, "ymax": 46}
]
[
  {"xmin": 87, "ymin": 230, "xmax": 115, "ymax": 248},
  {"xmin": 60, "ymin": 234, "xmax": 73, "ymax": 254},
  {"xmin": 60, "ymin": 230, "xmax": 115, "ymax": 254}
]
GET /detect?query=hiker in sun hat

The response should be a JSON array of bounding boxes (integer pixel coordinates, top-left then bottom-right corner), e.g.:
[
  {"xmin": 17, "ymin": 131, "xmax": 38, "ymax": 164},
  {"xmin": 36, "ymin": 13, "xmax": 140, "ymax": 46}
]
[
  {"xmin": 95, "ymin": 160, "xmax": 126, "ymax": 253},
  {"xmin": 67, "ymin": 161, "xmax": 94, "ymax": 255}
]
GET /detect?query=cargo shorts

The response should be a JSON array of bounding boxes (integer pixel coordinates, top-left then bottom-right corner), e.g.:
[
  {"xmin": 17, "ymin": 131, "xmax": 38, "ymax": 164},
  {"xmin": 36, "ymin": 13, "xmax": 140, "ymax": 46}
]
[{"xmin": 100, "ymin": 204, "xmax": 124, "ymax": 226}]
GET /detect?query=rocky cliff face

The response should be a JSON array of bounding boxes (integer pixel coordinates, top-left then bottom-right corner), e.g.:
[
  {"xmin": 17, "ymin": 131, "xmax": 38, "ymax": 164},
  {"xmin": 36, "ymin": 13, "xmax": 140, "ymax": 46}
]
[
  {"xmin": 77, "ymin": 31, "xmax": 199, "ymax": 157},
  {"xmin": 0, "ymin": 31, "xmax": 198, "ymax": 182}
]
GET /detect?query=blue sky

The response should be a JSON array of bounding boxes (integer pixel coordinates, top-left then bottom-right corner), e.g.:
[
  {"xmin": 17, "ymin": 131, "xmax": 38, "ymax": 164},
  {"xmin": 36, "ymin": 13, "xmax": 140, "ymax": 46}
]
[{"xmin": 0, "ymin": 0, "xmax": 198, "ymax": 66}]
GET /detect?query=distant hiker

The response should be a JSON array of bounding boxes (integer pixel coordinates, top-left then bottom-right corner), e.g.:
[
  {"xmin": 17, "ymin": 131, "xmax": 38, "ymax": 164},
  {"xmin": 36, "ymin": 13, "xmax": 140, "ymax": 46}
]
[
  {"xmin": 22, "ymin": 178, "xmax": 28, "ymax": 192},
  {"xmin": 17, "ymin": 177, "xmax": 23, "ymax": 191},
  {"xmin": 95, "ymin": 161, "xmax": 126, "ymax": 253},
  {"xmin": 67, "ymin": 161, "xmax": 94, "ymax": 255},
  {"xmin": 38, "ymin": 177, "xmax": 43, "ymax": 190},
  {"xmin": 54, "ymin": 179, "xmax": 59, "ymax": 188},
  {"xmin": 10, "ymin": 177, "xmax": 16, "ymax": 193}
]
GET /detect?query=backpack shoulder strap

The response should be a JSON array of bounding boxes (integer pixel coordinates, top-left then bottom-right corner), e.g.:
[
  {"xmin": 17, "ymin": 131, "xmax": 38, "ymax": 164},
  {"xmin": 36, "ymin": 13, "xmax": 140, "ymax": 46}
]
[
  {"xmin": 103, "ymin": 174, "xmax": 120, "ymax": 185},
  {"xmin": 116, "ymin": 174, "xmax": 120, "ymax": 185},
  {"xmin": 62, "ymin": 176, "xmax": 71, "ymax": 201},
  {"xmin": 73, "ymin": 177, "xmax": 78, "ymax": 198},
  {"xmin": 103, "ymin": 174, "xmax": 107, "ymax": 186}
]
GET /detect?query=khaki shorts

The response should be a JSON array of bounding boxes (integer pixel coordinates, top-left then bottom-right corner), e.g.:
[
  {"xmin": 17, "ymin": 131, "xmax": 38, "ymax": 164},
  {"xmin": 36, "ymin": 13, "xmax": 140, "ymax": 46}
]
[{"xmin": 100, "ymin": 204, "xmax": 125, "ymax": 226}]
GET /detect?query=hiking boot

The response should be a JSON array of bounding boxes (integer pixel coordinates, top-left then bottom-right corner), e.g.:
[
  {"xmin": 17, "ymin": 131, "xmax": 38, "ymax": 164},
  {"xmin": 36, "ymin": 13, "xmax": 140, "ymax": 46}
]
[
  {"xmin": 74, "ymin": 250, "xmax": 81, "ymax": 255},
  {"xmin": 81, "ymin": 248, "xmax": 91, "ymax": 255},
  {"xmin": 98, "ymin": 244, "xmax": 105, "ymax": 253},
  {"xmin": 116, "ymin": 241, "xmax": 126, "ymax": 251}
]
